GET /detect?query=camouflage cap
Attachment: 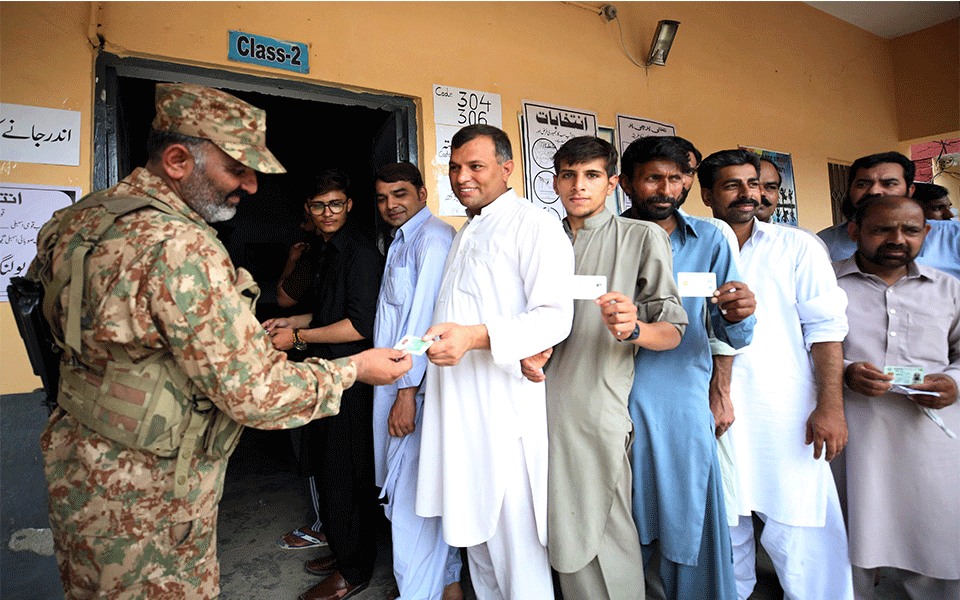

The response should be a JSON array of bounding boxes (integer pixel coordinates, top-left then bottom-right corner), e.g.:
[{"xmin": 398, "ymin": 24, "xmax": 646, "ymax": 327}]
[{"xmin": 152, "ymin": 83, "xmax": 286, "ymax": 174}]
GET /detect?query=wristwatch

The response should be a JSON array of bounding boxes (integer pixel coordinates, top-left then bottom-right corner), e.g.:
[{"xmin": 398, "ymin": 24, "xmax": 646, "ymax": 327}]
[
  {"xmin": 292, "ymin": 329, "xmax": 308, "ymax": 351},
  {"xmin": 623, "ymin": 323, "xmax": 641, "ymax": 342}
]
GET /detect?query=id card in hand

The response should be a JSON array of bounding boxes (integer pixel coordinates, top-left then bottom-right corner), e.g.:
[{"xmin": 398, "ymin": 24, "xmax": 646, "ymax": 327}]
[
  {"xmin": 570, "ymin": 275, "xmax": 607, "ymax": 300},
  {"xmin": 884, "ymin": 366, "xmax": 924, "ymax": 386},
  {"xmin": 677, "ymin": 272, "xmax": 717, "ymax": 297},
  {"xmin": 394, "ymin": 334, "xmax": 434, "ymax": 355}
]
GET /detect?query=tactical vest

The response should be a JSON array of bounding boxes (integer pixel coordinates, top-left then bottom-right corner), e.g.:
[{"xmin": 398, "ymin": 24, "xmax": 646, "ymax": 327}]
[{"xmin": 34, "ymin": 193, "xmax": 254, "ymax": 498}]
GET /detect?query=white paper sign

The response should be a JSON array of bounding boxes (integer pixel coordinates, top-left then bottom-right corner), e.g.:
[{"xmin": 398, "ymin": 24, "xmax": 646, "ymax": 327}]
[
  {"xmin": 434, "ymin": 124, "xmax": 466, "ymax": 218},
  {"xmin": 0, "ymin": 183, "xmax": 80, "ymax": 300},
  {"xmin": 615, "ymin": 114, "xmax": 675, "ymax": 157},
  {"xmin": 433, "ymin": 85, "xmax": 503, "ymax": 128},
  {"xmin": 521, "ymin": 100, "xmax": 598, "ymax": 220},
  {"xmin": 0, "ymin": 103, "xmax": 82, "ymax": 166}
]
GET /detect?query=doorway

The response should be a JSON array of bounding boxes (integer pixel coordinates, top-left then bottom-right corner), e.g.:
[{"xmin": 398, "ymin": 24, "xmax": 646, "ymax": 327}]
[{"xmin": 94, "ymin": 53, "xmax": 417, "ymax": 316}]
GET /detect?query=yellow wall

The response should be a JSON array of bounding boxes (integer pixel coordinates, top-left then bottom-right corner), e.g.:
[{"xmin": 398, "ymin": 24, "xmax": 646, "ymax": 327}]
[
  {"xmin": 0, "ymin": 1, "xmax": 949, "ymax": 393},
  {"xmin": 891, "ymin": 18, "xmax": 959, "ymax": 142}
]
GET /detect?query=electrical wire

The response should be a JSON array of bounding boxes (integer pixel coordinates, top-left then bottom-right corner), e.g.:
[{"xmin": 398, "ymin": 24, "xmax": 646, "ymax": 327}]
[{"xmin": 616, "ymin": 12, "xmax": 649, "ymax": 69}]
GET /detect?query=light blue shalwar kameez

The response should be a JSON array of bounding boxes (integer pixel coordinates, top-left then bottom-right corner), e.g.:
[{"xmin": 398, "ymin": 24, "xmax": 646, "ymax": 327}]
[
  {"xmin": 629, "ymin": 213, "xmax": 755, "ymax": 600},
  {"xmin": 372, "ymin": 206, "xmax": 461, "ymax": 600}
]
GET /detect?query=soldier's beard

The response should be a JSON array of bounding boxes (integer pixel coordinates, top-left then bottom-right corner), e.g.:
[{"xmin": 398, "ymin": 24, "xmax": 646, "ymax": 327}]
[{"xmin": 182, "ymin": 160, "xmax": 241, "ymax": 223}]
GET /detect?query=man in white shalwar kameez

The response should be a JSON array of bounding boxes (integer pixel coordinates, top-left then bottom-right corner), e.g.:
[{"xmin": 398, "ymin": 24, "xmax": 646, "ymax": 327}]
[
  {"xmin": 699, "ymin": 149, "xmax": 854, "ymax": 600},
  {"xmin": 416, "ymin": 125, "xmax": 574, "ymax": 600},
  {"xmin": 371, "ymin": 163, "xmax": 462, "ymax": 600}
]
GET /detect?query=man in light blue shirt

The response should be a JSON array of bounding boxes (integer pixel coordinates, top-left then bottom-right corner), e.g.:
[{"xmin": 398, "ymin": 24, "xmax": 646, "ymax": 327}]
[
  {"xmin": 620, "ymin": 136, "xmax": 757, "ymax": 600},
  {"xmin": 818, "ymin": 151, "xmax": 960, "ymax": 280},
  {"xmin": 371, "ymin": 163, "xmax": 462, "ymax": 600}
]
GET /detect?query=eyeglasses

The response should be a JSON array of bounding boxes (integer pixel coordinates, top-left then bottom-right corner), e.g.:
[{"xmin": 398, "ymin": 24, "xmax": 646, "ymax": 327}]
[{"xmin": 307, "ymin": 200, "xmax": 347, "ymax": 214}]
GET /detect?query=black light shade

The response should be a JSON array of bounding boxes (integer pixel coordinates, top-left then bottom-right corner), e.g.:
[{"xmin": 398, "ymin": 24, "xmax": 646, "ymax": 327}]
[{"xmin": 647, "ymin": 20, "xmax": 680, "ymax": 66}]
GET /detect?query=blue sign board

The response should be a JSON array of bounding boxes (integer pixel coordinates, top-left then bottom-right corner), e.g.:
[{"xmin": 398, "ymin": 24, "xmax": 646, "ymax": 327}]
[{"xmin": 228, "ymin": 30, "xmax": 308, "ymax": 74}]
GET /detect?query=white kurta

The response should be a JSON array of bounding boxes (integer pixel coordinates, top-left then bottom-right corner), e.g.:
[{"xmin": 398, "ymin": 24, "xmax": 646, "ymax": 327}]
[
  {"xmin": 727, "ymin": 219, "xmax": 849, "ymax": 527},
  {"xmin": 415, "ymin": 190, "xmax": 575, "ymax": 548}
]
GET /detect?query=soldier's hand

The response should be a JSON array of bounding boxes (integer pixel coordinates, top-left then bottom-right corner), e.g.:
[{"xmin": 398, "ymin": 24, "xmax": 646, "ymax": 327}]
[
  {"xmin": 711, "ymin": 281, "xmax": 756, "ymax": 323},
  {"xmin": 596, "ymin": 291, "xmax": 638, "ymax": 341},
  {"xmin": 520, "ymin": 348, "xmax": 553, "ymax": 383},
  {"xmin": 844, "ymin": 362, "xmax": 892, "ymax": 397},
  {"xmin": 388, "ymin": 388, "xmax": 417, "ymax": 438},
  {"xmin": 805, "ymin": 403, "xmax": 847, "ymax": 461},
  {"xmin": 269, "ymin": 327, "xmax": 295, "ymax": 351},
  {"xmin": 353, "ymin": 348, "xmax": 412, "ymax": 386},
  {"xmin": 910, "ymin": 374, "xmax": 958, "ymax": 409}
]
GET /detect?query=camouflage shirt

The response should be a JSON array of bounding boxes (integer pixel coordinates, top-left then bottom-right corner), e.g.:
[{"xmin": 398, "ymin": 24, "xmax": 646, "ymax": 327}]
[{"xmin": 31, "ymin": 166, "xmax": 357, "ymax": 533}]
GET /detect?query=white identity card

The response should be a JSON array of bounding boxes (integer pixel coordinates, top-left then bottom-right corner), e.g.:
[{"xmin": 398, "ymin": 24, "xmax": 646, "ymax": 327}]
[
  {"xmin": 884, "ymin": 366, "xmax": 924, "ymax": 386},
  {"xmin": 677, "ymin": 272, "xmax": 717, "ymax": 297},
  {"xmin": 570, "ymin": 275, "xmax": 607, "ymax": 300},
  {"xmin": 394, "ymin": 334, "xmax": 434, "ymax": 355}
]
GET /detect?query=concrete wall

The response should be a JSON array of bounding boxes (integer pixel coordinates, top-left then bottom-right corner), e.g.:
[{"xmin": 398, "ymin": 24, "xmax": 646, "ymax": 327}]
[{"xmin": 0, "ymin": 1, "xmax": 952, "ymax": 393}]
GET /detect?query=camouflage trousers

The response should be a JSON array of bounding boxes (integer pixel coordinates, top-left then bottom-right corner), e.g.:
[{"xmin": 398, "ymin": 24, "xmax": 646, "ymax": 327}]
[{"xmin": 51, "ymin": 508, "xmax": 220, "ymax": 599}]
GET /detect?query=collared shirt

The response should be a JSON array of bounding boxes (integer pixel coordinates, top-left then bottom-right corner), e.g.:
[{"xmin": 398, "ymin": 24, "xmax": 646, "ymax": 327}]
[
  {"xmin": 819, "ymin": 219, "xmax": 960, "ymax": 280},
  {"xmin": 629, "ymin": 212, "xmax": 754, "ymax": 565},
  {"xmin": 417, "ymin": 189, "xmax": 574, "ymax": 547},
  {"xmin": 372, "ymin": 206, "xmax": 455, "ymax": 486},
  {"xmin": 31, "ymin": 167, "xmax": 357, "ymax": 535},
  {"xmin": 835, "ymin": 257, "xmax": 960, "ymax": 384},
  {"xmin": 834, "ymin": 256, "xmax": 960, "ymax": 577},
  {"xmin": 727, "ymin": 218, "xmax": 848, "ymax": 526},
  {"xmin": 303, "ymin": 223, "xmax": 382, "ymax": 360},
  {"xmin": 545, "ymin": 208, "xmax": 687, "ymax": 572}
]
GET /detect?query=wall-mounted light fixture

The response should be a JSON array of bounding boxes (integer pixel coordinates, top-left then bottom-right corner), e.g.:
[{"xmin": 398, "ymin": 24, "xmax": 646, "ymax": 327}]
[
  {"xmin": 569, "ymin": 3, "xmax": 681, "ymax": 70},
  {"xmin": 646, "ymin": 20, "xmax": 680, "ymax": 66}
]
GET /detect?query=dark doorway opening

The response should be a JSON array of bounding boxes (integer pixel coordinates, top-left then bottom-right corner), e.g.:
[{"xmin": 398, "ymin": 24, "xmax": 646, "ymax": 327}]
[{"xmin": 95, "ymin": 53, "xmax": 417, "ymax": 317}]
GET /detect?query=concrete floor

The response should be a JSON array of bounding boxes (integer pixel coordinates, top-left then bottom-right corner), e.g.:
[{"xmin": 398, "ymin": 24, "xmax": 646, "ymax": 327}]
[
  {"xmin": 217, "ymin": 429, "xmax": 880, "ymax": 600},
  {"xmin": 1, "ymin": 393, "xmax": 915, "ymax": 600}
]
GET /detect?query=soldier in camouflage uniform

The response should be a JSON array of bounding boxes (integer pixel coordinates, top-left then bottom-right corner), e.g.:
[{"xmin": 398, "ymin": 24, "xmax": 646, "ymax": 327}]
[{"xmin": 28, "ymin": 83, "xmax": 412, "ymax": 600}]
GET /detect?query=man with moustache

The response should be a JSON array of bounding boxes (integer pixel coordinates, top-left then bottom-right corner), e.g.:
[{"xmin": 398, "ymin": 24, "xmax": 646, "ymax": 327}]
[
  {"xmin": 817, "ymin": 151, "xmax": 960, "ymax": 279},
  {"xmin": 624, "ymin": 136, "xmax": 742, "ymax": 269},
  {"xmin": 756, "ymin": 158, "xmax": 829, "ymax": 253},
  {"xmin": 623, "ymin": 136, "xmax": 744, "ymax": 526},
  {"xmin": 835, "ymin": 195, "xmax": 959, "ymax": 600},
  {"xmin": 264, "ymin": 169, "xmax": 384, "ymax": 600},
  {"xmin": 756, "ymin": 158, "xmax": 781, "ymax": 223},
  {"xmin": 370, "ymin": 162, "xmax": 463, "ymax": 600},
  {"xmin": 538, "ymin": 136, "xmax": 688, "ymax": 600},
  {"xmin": 701, "ymin": 149, "xmax": 853, "ymax": 600},
  {"xmin": 28, "ymin": 83, "xmax": 410, "ymax": 599},
  {"xmin": 417, "ymin": 124, "xmax": 574, "ymax": 600},
  {"xmin": 619, "ymin": 137, "xmax": 756, "ymax": 600}
]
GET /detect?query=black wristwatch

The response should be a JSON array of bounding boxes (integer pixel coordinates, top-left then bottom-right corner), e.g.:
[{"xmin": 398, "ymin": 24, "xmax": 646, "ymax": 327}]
[
  {"xmin": 623, "ymin": 323, "xmax": 641, "ymax": 342},
  {"xmin": 292, "ymin": 329, "xmax": 308, "ymax": 351}
]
